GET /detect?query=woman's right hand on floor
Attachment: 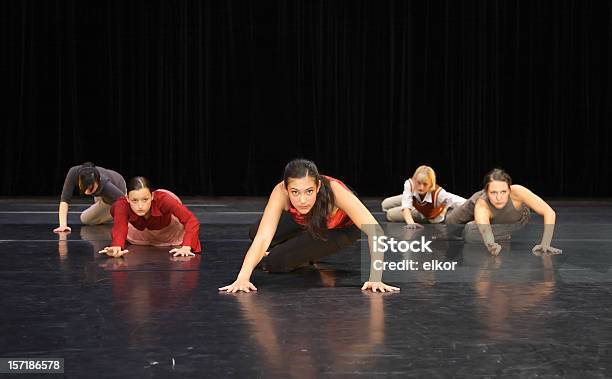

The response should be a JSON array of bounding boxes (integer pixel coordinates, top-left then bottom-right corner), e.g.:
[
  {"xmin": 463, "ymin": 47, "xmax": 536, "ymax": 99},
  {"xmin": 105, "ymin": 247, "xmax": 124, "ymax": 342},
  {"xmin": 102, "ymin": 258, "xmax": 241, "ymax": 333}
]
[
  {"xmin": 361, "ymin": 281, "xmax": 401, "ymax": 293},
  {"xmin": 98, "ymin": 246, "xmax": 129, "ymax": 258},
  {"xmin": 53, "ymin": 226, "xmax": 71, "ymax": 233},
  {"xmin": 486, "ymin": 242, "xmax": 502, "ymax": 256},
  {"xmin": 219, "ymin": 278, "xmax": 258, "ymax": 293}
]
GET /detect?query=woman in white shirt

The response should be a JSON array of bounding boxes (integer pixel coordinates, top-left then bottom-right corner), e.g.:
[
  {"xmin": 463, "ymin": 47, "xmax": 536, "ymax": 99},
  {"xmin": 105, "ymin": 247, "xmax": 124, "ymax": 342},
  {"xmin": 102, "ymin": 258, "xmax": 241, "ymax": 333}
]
[{"xmin": 381, "ymin": 165, "xmax": 466, "ymax": 228}]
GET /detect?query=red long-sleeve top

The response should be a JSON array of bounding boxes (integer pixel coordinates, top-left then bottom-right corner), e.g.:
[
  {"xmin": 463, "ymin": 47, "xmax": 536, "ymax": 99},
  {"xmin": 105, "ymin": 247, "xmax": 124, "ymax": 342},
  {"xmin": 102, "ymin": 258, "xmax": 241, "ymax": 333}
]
[{"xmin": 110, "ymin": 190, "xmax": 201, "ymax": 252}]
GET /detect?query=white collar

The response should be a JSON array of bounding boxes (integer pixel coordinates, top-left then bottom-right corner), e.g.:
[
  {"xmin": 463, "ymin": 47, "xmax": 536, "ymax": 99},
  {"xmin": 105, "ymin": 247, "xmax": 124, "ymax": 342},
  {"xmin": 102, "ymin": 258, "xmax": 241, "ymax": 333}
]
[{"xmin": 413, "ymin": 189, "xmax": 433, "ymax": 203}]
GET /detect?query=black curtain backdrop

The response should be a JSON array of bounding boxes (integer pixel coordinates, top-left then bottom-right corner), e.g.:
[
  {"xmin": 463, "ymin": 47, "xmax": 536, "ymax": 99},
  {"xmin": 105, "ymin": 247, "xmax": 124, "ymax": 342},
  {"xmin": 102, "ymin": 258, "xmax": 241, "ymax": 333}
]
[{"xmin": 3, "ymin": 0, "xmax": 611, "ymax": 197}]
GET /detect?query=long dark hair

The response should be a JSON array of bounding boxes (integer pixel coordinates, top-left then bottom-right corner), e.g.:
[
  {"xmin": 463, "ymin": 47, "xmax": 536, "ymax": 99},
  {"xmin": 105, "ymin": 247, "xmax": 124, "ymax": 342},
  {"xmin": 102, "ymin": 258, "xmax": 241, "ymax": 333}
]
[
  {"xmin": 126, "ymin": 176, "xmax": 153, "ymax": 194},
  {"xmin": 483, "ymin": 168, "xmax": 512, "ymax": 191},
  {"xmin": 77, "ymin": 162, "xmax": 100, "ymax": 194},
  {"xmin": 283, "ymin": 159, "xmax": 335, "ymax": 240}
]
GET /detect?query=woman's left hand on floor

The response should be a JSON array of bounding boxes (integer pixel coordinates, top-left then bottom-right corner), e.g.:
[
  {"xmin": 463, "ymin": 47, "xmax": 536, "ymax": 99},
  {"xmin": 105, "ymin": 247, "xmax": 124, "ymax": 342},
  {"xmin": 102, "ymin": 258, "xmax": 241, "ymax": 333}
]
[
  {"xmin": 53, "ymin": 226, "xmax": 71, "ymax": 233},
  {"xmin": 169, "ymin": 246, "xmax": 195, "ymax": 257},
  {"xmin": 361, "ymin": 281, "xmax": 400, "ymax": 293},
  {"xmin": 532, "ymin": 244, "xmax": 562, "ymax": 256}
]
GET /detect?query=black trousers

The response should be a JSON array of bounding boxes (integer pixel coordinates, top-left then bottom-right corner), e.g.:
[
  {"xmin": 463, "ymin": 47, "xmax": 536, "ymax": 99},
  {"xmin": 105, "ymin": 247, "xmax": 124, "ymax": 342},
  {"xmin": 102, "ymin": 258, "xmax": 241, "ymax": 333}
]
[{"xmin": 249, "ymin": 212, "xmax": 361, "ymax": 273}]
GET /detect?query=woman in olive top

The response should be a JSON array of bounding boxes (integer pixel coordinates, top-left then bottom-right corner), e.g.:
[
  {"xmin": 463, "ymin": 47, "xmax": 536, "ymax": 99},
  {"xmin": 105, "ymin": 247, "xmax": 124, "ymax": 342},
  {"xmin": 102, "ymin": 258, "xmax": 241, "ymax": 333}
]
[{"xmin": 446, "ymin": 168, "xmax": 562, "ymax": 256}]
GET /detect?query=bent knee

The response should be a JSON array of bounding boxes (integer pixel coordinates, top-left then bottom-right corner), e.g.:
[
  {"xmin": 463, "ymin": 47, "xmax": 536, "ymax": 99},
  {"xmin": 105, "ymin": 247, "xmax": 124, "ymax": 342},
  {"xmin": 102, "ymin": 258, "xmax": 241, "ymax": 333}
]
[{"xmin": 80, "ymin": 212, "xmax": 93, "ymax": 225}]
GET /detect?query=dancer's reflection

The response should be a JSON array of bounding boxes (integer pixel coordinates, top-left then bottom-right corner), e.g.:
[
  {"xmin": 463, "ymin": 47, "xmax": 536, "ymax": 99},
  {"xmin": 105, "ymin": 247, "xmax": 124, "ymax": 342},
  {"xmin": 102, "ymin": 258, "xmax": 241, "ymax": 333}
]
[
  {"xmin": 56, "ymin": 223, "xmax": 200, "ymax": 271},
  {"xmin": 470, "ymin": 243, "xmax": 556, "ymax": 339},
  {"xmin": 81, "ymin": 225, "xmax": 113, "ymax": 255},
  {"xmin": 106, "ymin": 254, "xmax": 201, "ymax": 347},
  {"xmin": 228, "ymin": 287, "xmax": 387, "ymax": 376},
  {"xmin": 56, "ymin": 225, "xmax": 112, "ymax": 259},
  {"xmin": 57, "ymin": 225, "xmax": 201, "ymax": 318},
  {"xmin": 57, "ymin": 231, "xmax": 69, "ymax": 260}
]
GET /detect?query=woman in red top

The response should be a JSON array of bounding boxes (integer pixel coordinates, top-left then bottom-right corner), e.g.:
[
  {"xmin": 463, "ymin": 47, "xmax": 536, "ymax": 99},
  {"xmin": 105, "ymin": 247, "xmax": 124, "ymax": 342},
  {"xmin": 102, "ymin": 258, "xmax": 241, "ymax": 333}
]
[
  {"xmin": 219, "ymin": 158, "xmax": 400, "ymax": 293},
  {"xmin": 99, "ymin": 177, "xmax": 201, "ymax": 258}
]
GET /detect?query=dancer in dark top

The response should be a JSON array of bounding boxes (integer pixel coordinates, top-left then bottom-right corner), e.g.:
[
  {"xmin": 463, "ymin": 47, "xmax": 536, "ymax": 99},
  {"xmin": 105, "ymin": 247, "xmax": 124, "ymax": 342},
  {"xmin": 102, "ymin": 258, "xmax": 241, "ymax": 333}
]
[
  {"xmin": 53, "ymin": 162, "xmax": 126, "ymax": 232},
  {"xmin": 446, "ymin": 168, "xmax": 562, "ymax": 256}
]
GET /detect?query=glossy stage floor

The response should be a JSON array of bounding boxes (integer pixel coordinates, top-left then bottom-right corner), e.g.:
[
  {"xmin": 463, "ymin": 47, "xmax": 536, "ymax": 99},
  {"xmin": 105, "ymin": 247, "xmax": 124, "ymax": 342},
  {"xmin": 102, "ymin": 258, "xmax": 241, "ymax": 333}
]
[{"xmin": 1, "ymin": 197, "xmax": 611, "ymax": 378}]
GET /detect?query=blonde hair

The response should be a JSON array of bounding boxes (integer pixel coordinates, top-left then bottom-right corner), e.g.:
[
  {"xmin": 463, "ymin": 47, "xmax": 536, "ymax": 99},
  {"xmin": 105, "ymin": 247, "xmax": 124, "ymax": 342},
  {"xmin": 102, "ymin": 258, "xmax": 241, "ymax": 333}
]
[{"xmin": 412, "ymin": 165, "xmax": 437, "ymax": 190}]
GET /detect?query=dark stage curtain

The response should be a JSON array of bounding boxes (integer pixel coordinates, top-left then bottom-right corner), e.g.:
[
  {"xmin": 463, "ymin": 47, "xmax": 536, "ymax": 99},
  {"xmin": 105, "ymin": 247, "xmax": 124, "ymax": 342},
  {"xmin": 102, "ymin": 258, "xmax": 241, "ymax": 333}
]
[{"xmin": 3, "ymin": 0, "xmax": 611, "ymax": 197}]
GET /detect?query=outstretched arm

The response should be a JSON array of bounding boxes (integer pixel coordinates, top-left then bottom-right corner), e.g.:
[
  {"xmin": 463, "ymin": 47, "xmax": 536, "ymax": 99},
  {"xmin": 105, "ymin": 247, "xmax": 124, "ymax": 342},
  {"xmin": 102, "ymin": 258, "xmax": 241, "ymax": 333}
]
[
  {"xmin": 164, "ymin": 195, "xmax": 201, "ymax": 256},
  {"xmin": 99, "ymin": 200, "xmax": 130, "ymax": 258},
  {"xmin": 219, "ymin": 182, "xmax": 286, "ymax": 293},
  {"xmin": 54, "ymin": 202, "xmax": 71, "ymax": 233},
  {"xmin": 400, "ymin": 179, "xmax": 421, "ymax": 228},
  {"xmin": 402, "ymin": 208, "xmax": 423, "ymax": 228},
  {"xmin": 474, "ymin": 199, "xmax": 501, "ymax": 255},
  {"xmin": 332, "ymin": 181, "xmax": 400, "ymax": 292},
  {"xmin": 54, "ymin": 166, "xmax": 80, "ymax": 233},
  {"xmin": 511, "ymin": 185, "xmax": 561, "ymax": 255}
]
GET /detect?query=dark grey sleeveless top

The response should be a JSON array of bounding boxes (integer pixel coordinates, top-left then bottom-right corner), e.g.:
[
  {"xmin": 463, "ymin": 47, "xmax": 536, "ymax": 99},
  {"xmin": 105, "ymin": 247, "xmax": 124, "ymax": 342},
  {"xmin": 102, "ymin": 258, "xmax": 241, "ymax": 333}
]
[
  {"xmin": 445, "ymin": 189, "xmax": 531, "ymax": 225},
  {"xmin": 483, "ymin": 191, "xmax": 530, "ymax": 224}
]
